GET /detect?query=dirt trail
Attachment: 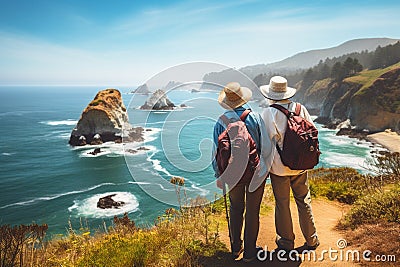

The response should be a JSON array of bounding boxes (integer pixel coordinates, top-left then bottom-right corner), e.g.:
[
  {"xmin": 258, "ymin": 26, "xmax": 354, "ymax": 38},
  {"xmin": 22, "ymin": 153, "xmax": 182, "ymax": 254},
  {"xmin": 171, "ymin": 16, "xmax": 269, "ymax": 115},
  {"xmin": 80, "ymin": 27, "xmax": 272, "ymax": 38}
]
[{"xmin": 217, "ymin": 198, "xmax": 358, "ymax": 266}]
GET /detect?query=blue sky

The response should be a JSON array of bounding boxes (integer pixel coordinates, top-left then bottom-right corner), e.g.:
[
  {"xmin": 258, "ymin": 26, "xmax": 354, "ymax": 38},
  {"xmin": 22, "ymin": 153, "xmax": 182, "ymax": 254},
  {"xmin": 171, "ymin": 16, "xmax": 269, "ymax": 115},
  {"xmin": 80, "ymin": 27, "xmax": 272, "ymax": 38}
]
[{"xmin": 0, "ymin": 0, "xmax": 399, "ymax": 85}]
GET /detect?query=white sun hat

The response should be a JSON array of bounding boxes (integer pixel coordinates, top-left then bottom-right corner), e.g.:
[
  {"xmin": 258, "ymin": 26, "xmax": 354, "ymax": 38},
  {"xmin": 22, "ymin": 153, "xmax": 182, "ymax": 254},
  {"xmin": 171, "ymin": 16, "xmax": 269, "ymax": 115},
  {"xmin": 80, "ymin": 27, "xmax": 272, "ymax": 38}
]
[{"xmin": 260, "ymin": 76, "xmax": 297, "ymax": 100}]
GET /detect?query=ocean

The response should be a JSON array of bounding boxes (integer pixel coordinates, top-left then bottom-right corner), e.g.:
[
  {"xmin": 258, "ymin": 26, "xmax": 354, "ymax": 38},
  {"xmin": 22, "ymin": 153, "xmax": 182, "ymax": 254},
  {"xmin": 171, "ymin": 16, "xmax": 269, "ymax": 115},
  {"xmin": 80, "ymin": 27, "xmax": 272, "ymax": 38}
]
[{"xmin": 0, "ymin": 86, "xmax": 381, "ymax": 236}]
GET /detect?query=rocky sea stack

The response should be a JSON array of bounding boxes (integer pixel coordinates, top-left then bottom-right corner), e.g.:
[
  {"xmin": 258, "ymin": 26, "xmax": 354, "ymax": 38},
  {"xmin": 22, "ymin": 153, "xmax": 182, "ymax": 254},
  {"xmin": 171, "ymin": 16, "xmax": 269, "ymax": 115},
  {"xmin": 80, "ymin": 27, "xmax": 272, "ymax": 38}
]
[
  {"xmin": 140, "ymin": 89, "xmax": 175, "ymax": 110},
  {"xmin": 131, "ymin": 84, "xmax": 151, "ymax": 95},
  {"xmin": 97, "ymin": 194, "xmax": 125, "ymax": 209},
  {"xmin": 69, "ymin": 89, "xmax": 131, "ymax": 146}
]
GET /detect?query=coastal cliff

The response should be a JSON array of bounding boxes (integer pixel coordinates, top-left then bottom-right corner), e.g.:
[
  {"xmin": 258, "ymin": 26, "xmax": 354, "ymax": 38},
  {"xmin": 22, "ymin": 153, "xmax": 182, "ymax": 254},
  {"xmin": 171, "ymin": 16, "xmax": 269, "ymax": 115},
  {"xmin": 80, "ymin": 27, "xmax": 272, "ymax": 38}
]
[
  {"xmin": 348, "ymin": 68, "xmax": 400, "ymax": 132},
  {"xmin": 305, "ymin": 64, "xmax": 400, "ymax": 133},
  {"xmin": 69, "ymin": 89, "xmax": 131, "ymax": 146}
]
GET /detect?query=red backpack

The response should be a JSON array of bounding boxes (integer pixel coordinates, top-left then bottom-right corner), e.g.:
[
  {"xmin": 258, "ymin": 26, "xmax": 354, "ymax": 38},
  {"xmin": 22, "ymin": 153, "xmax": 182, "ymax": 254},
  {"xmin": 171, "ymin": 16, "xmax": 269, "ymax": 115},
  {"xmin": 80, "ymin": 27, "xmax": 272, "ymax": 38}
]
[
  {"xmin": 271, "ymin": 103, "xmax": 321, "ymax": 170},
  {"xmin": 216, "ymin": 110, "xmax": 260, "ymax": 186}
]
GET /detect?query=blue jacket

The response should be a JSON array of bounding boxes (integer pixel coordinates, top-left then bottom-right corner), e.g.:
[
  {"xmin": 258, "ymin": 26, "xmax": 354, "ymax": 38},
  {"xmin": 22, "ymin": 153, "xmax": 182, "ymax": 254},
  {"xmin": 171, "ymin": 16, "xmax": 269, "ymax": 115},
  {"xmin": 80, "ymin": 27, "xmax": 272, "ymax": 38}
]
[{"xmin": 212, "ymin": 104, "xmax": 271, "ymax": 181}]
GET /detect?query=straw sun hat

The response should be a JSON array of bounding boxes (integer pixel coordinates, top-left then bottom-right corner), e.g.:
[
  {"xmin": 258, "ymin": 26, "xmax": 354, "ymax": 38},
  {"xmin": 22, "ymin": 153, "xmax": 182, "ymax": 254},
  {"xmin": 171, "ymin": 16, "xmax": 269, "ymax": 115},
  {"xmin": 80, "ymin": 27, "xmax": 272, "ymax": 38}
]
[
  {"xmin": 260, "ymin": 76, "xmax": 297, "ymax": 100},
  {"xmin": 218, "ymin": 82, "xmax": 252, "ymax": 109}
]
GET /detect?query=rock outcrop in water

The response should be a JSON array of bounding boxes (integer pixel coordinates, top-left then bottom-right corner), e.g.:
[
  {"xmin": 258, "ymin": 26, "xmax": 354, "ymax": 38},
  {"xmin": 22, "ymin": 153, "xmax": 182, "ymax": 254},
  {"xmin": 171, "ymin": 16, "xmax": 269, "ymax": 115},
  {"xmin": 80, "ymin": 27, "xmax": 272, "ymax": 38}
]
[
  {"xmin": 132, "ymin": 84, "xmax": 151, "ymax": 95},
  {"xmin": 69, "ymin": 89, "xmax": 133, "ymax": 146},
  {"xmin": 140, "ymin": 89, "xmax": 175, "ymax": 110},
  {"xmin": 97, "ymin": 194, "xmax": 125, "ymax": 209}
]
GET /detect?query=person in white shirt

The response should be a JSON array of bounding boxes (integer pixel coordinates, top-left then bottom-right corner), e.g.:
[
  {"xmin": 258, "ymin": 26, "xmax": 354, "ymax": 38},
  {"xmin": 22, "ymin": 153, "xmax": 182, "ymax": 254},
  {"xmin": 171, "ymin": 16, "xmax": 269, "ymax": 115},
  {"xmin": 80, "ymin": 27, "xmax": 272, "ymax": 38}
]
[{"xmin": 259, "ymin": 76, "xmax": 320, "ymax": 252}]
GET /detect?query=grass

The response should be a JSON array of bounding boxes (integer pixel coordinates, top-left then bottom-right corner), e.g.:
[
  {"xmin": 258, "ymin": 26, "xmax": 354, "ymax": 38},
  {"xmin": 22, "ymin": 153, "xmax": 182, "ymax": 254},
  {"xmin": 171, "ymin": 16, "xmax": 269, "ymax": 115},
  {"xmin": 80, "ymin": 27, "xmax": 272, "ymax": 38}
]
[
  {"xmin": 344, "ymin": 61, "xmax": 400, "ymax": 94},
  {"xmin": 309, "ymin": 167, "xmax": 377, "ymax": 204},
  {"xmin": 306, "ymin": 78, "xmax": 332, "ymax": 95}
]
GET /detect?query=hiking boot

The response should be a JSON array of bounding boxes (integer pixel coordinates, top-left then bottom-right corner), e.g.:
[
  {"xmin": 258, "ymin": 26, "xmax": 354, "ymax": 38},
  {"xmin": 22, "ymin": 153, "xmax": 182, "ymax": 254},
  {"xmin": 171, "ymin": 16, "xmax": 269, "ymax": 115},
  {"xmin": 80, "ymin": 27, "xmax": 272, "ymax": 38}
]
[
  {"xmin": 232, "ymin": 247, "xmax": 244, "ymax": 259},
  {"xmin": 305, "ymin": 241, "xmax": 320, "ymax": 250},
  {"xmin": 243, "ymin": 246, "xmax": 263, "ymax": 262}
]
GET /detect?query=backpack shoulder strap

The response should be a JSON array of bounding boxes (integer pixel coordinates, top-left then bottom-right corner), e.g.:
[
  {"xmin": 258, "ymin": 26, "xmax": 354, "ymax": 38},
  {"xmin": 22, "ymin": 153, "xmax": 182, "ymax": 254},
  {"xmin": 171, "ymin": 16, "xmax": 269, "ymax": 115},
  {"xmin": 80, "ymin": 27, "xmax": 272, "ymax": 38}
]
[
  {"xmin": 293, "ymin": 102, "xmax": 301, "ymax": 116},
  {"xmin": 239, "ymin": 109, "xmax": 251, "ymax": 122},
  {"xmin": 219, "ymin": 114, "xmax": 230, "ymax": 127},
  {"xmin": 270, "ymin": 104, "xmax": 290, "ymax": 117}
]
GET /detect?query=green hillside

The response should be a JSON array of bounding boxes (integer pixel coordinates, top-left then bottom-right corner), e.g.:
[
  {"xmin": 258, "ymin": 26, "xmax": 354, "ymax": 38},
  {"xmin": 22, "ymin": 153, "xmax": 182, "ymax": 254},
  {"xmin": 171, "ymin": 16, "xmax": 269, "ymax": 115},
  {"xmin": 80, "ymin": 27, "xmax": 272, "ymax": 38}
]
[{"xmin": 345, "ymin": 61, "xmax": 400, "ymax": 94}]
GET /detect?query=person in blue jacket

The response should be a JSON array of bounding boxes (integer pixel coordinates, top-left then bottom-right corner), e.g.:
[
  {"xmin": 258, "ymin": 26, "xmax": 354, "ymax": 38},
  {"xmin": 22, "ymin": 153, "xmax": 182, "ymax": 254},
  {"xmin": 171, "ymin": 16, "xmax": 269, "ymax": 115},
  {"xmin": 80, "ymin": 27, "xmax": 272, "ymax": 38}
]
[{"xmin": 212, "ymin": 82, "xmax": 272, "ymax": 262}]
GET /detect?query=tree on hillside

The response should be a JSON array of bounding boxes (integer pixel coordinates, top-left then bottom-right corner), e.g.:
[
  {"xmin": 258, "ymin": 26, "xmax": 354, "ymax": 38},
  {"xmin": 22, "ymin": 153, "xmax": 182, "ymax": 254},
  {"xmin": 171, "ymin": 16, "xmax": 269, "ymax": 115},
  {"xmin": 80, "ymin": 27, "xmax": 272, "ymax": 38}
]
[
  {"xmin": 302, "ymin": 68, "xmax": 316, "ymax": 89},
  {"xmin": 331, "ymin": 57, "xmax": 363, "ymax": 81},
  {"xmin": 343, "ymin": 57, "xmax": 363, "ymax": 75},
  {"xmin": 331, "ymin": 62, "xmax": 346, "ymax": 81},
  {"xmin": 370, "ymin": 42, "xmax": 400, "ymax": 69},
  {"xmin": 319, "ymin": 63, "xmax": 331, "ymax": 79}
]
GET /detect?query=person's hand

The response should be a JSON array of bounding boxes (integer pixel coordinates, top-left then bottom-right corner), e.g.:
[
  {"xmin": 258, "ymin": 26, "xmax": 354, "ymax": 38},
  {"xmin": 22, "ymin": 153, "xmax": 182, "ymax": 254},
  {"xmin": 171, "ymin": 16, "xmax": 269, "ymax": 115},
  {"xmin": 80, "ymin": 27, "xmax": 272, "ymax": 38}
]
[{"xmin": 216, "ymin": 179, "xmax": 223, "ymax": 189}]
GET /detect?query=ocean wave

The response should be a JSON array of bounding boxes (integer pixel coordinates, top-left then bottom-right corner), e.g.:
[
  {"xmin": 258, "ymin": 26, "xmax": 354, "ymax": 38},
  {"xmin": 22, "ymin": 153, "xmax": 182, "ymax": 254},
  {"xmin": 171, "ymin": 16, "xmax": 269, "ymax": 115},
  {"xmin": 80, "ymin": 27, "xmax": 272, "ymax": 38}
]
[
  {"xmin": 0, "ymin": 110, "xmax": 50, "ymax": 117},
  {"xmin": 77, "ymin": 142, "xmax": 157, "ymax": 158},
  {"xmin": 40, "ymin": 120, "xmax": 77, "ymax": 126},
  {"xmin": 58, "ymin": 133, "xmax": 71, "ymax": 139},
  {"xmin": 321, "ymin": 152, "xmax": 369, "ymax": 170},
  {"xmin": 143, "ymin": 120, "xmax": 187, "ymax": 126},
  {"xmin": 128, "ymin": 180, "xmax": 176, "ymax": 192},
  {"xmin": 68, "ymin": 191, "xmax": 139, "ymax": 218},
  {"xmin": 142, "ymin": 127, "xmax": 161, "ymax": 142},
  {"xmin": 42, "ymin": 130, "xmax": 71, "ymax": 139},
  {"xmin": 146, "ymin": 149, "xmax": 173, "ymax": 177},
  {"xmin": 128, "ymin": 181, "xmax": 152, "ymax": 185},
  {"xmin": 73, "ymin": 128, "xmax": 159, "ymax": 158},
  {"xmin": 0, "ymin": 183, "xmax": 116, "ymax": 210},
  {"xmin": 1, "ymin": 152, "xmax": 15, "ymax": 156}
]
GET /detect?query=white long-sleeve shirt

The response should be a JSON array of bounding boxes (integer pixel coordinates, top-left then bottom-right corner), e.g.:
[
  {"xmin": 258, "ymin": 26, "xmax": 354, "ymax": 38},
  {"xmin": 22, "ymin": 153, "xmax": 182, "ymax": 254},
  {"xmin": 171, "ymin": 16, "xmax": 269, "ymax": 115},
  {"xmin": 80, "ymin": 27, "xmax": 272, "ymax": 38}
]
[{"xmin": 261, "ymin": 99, "xmax": 315, "ymax": 176}]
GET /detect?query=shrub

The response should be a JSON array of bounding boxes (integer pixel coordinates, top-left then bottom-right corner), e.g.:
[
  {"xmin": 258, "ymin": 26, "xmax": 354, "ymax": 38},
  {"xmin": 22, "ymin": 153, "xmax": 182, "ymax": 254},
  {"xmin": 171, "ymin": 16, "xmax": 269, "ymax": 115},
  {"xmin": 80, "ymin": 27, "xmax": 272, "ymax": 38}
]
[
  {"xmin": 340, "ymin": 186, "xmax": 400, "ymax": 229},
  {"xmin": 89, "ymin": 99, "xmax": 106, "ymax": 106},
  {"xmin": 366, "ymin": 151, "xmax": 400, "ymax": 177},
  {"xmin": 0, "ymin": 223, "xmax": 48, "ymax": 267},
  {"xmin": 309, "ymin": 167, "xmax": 371, "ymax": 204}
]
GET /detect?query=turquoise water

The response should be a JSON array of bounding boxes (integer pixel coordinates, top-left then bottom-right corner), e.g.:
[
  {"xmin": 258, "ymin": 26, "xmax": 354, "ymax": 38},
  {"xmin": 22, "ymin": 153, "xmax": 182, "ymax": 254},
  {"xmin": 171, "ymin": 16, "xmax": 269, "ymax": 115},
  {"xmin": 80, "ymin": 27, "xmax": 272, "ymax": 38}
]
[{"xmin": 0, "ymin": 86, "xmax": 379, "ymax": 235}]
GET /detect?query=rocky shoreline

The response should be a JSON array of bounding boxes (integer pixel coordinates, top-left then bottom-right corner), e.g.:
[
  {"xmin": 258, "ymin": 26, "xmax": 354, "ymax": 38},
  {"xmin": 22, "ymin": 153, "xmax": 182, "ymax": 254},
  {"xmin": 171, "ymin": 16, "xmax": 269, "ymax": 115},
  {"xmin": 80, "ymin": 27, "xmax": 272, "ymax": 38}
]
[{"xmin": 315, "ymin": 117, "xmax": 400, "ymax": 154}]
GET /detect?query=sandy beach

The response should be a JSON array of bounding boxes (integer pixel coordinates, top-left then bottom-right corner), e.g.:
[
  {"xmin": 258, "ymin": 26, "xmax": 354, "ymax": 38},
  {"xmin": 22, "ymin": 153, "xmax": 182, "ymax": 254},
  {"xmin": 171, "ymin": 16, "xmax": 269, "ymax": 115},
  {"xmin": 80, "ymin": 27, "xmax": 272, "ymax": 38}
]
[{"xmin": 367, "ymin": 130, "xmax": 400, "ymax": 153}]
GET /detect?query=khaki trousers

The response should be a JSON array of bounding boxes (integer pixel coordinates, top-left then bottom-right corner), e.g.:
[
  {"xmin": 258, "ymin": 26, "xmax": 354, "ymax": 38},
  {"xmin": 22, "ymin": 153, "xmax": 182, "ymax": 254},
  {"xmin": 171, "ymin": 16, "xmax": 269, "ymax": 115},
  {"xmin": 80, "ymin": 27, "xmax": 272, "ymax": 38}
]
[{"xmin": 270, "ymin": 172, "xmax": 319, "ymax": 250}]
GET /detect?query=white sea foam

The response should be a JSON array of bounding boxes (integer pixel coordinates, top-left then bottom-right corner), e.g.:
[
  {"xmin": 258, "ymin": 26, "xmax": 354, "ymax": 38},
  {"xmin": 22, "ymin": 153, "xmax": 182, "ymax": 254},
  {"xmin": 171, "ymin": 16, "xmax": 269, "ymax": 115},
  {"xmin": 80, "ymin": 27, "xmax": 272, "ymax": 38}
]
[
  {"xmin": 146, "ymin": 150, "xmax": 173, "ymax": 177},
  {"xmin": 322, "ymin": 152, "xmax": 369, "ymax": 170},
  {"xmin": 73, "ymin": 128, "xmax": 159, "ymax": 158},
  {"xmin": 68, "ymin": 192, "xmax": 139, "ymax": 218},
  {"xmin": 128, "ymin": 181, "xmax": 152, "ymax": 185},
  {"xmin": 40, "ymin": 120, "xmax": 77, "ymax": 126},
  {"xmin": 142, "ymin": 127, "xmax": 161, "ymax": 142},
  {"xmin": 1, "ymin": 152, "xmax": 15, "ymax": 156},
  {"xmin": 0, "ymin": 183, "xmax": 115, "ymax": 210}
]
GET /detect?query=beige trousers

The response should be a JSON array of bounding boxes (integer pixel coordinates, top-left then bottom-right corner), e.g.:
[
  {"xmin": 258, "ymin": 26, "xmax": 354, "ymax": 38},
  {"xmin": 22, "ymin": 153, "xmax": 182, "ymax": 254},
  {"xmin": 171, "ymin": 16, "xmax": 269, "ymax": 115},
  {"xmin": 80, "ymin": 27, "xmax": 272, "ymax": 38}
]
[{"xmin": 270, "ymin": 172, "xmax": 319, "ymax": 250}]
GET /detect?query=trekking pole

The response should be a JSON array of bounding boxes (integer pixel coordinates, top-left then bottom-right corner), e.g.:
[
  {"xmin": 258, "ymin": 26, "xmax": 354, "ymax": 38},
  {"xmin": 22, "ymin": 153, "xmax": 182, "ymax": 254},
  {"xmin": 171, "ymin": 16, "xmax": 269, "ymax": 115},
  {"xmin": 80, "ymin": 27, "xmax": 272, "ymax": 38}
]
[{"xmin": 222, "ymin": 182, "xmax": 233, "ymax": 252}]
